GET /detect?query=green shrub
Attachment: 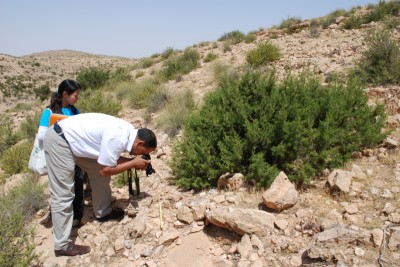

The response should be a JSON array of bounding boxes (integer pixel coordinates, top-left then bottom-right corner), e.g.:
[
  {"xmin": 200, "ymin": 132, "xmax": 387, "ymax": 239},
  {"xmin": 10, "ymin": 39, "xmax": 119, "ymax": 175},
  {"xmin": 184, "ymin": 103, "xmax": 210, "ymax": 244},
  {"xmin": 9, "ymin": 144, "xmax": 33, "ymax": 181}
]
[
  {"xmin": 218, "ymin": 30, "xmax": 246, "ymax": 45},
  {"xmin": 112, "ymin": 172, "xmax": 129, "ymax": 188},
  {"xmin": 146, "ymin": 86, "xmax": 169, "ymax": 114},
  {"xmin": 222, "ymin": 42, "xmax": 232, "ymax": 53},
  {"xmin": 351, "ymin": 29, "xmax": 400, "ymax": 85},
  {"xmin": 76, "ymin": 90, "xmax": 122, "ymax": 116},
  {"xmin": 0, "ymin": 117, "xmax": 18, "ymax": 156},
  {"xmin": 16, "ymin": 112, "xmax": 41, "ymax": 141},
  {"xmin": 277, "ymin": 17, "xmax": 302, "ymax": 30},
  {"xmin": 320, "ymin": 9, "xmax": 347, "ymax": 29},
  {"xmin": 343, "ymin": 1, "xmax": 400, "ymax": 29},
  {"xmin": 76, "ymin": 67, "xmax": 110, "ymax": 90},
  {"xmin": 158, "ymin": 48, "xmax": 200, "ymax": 81},
  {"xmin": 157, "ymin": 89, "xmax": 195, "ymax": 137},
  {"xmin": 204, "ymin": 52, "xmax": 218, "ymax": 63},
  {"xmin": 171, "ymin": 71, "xmax": 387, "ymax": 190},
  {"xmin": 109, "ymin": 67, "xmax": 132, "ymax": 83},
  {"xmin": 0, "ymin": 140, "xmax": 31, "ymax": 178},
  {"xmin": 0, "ymin": 177, "xmax": 45, "ymax": 266},
  {"xmin": 140, "ymin": 57, "xmax": 157, "ymax": 69},
  {"xmin": 245, "ymin": 32, "xmax": 257, "ymax": 43},
  {"xmin": 34, "ymin": 84, "xmax": 51, "ymax": 101},
  {"xmin": 309, "ymin": 20, "xmax": 321, "ymax": 38},
  {"xmin": 246, "ymin": 42, "xmax": 281, "ymax": 67},
  {"xmin": 161, "ymin": 47, "xmax": 177, "ymax": 60},
  {"xmin": 126, "ymin": 79, "xmax": 165, "ymax": 109},
  {"xmin": 383, "ymin": 16, "xmax": 400, "ymax": 29}
]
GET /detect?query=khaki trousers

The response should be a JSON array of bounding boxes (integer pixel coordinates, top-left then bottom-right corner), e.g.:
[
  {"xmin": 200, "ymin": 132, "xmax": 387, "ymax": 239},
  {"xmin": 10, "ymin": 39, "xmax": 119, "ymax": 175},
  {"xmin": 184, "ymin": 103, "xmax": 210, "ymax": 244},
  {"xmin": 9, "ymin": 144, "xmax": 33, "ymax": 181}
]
[{"xmin": 44, "ymin": 126, "xmax": 113, "ymax": 250}]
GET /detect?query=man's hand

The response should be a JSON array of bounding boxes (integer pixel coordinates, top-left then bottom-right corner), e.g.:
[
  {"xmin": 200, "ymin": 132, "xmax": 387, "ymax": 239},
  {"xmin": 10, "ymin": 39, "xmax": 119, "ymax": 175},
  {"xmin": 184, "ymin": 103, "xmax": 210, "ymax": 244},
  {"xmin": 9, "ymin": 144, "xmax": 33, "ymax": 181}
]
[
  {"xmin": 131, "ymin": 156, "xmax": 150, "ymax": 170},
  {"xmin": 98, "ymin": 156, "xmax": 150, "ymax": 176}
]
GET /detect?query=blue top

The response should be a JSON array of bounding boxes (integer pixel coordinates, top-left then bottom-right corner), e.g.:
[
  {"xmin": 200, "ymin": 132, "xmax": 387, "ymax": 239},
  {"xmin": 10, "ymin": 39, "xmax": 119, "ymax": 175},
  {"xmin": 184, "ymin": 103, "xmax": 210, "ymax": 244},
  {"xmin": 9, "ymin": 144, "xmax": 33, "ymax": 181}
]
[{"xmin": 39, "ymin": 106, "xmax": 81, "ymax": 127}]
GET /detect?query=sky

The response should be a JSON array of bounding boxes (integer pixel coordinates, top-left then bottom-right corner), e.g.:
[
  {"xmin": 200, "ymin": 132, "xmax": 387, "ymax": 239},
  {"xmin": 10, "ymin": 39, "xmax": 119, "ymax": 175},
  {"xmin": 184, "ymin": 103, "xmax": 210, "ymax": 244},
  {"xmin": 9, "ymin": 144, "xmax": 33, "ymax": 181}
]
[{"xmin": 0, "ymin": 0, "xmax": 382, "ymax": 59}]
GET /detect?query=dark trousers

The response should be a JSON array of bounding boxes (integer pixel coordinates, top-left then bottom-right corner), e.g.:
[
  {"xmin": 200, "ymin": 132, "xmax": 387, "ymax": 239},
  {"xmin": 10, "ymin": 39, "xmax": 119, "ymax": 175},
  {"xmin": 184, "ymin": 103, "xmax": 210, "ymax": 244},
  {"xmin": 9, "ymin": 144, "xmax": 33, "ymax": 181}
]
[{"xmin": 73, "ymin": 165, "xmax": 84, "ymax": 220}]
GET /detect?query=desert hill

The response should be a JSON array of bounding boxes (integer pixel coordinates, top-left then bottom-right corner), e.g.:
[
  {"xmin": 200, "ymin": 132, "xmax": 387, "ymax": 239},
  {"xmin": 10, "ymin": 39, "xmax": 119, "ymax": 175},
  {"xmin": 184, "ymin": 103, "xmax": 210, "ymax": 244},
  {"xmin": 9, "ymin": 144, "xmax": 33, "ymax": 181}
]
[{"xmin": 1, "ymin": 3, "xmax": 400, "ymax": 267}]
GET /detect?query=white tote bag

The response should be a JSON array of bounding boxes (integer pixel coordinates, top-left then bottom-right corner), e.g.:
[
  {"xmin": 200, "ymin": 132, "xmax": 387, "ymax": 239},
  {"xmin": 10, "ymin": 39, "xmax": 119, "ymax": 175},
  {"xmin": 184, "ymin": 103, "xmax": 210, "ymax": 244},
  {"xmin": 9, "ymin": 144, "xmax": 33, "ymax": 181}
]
[{"xmin": 28, "ymin": 134, "xmax": 47, "ymax": 175}]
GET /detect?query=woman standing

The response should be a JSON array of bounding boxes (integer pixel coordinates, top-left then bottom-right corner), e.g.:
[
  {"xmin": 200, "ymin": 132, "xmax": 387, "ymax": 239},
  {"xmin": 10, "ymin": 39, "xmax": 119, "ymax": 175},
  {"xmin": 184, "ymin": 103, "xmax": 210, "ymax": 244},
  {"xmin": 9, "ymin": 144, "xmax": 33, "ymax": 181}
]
[{"xmin": 38, "ymin": 79, "xmax": 85, "ymax": 227}]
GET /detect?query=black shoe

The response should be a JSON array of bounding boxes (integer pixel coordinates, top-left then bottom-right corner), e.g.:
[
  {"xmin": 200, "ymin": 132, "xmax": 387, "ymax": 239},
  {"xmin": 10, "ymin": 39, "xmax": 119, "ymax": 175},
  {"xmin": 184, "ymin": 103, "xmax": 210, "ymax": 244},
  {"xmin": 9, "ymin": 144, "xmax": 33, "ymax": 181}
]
[
  {"xmin": 96, "ymin": 209, "xmax": 125, "ymax": 222},
  {"xmin": 54, "ymin": 243, "xmax": 91, "ymax": 257}
]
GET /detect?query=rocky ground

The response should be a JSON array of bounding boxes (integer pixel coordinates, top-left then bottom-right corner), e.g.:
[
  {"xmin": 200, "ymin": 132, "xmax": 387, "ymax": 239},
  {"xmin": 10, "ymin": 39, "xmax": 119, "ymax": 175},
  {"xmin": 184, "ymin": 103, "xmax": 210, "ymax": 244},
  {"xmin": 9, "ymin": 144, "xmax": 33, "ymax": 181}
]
[{"xmin": 1, "ymin": 5, "xmax": 400, "ymax": 267}]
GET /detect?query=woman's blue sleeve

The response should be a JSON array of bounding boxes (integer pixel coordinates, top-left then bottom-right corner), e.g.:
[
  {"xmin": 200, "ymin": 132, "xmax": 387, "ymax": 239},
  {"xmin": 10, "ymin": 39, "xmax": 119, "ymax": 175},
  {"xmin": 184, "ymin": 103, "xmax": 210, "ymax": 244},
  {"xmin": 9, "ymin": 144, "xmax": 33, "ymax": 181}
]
[{"xmin": 39, "ymin": 109, "xmax": 51, "ymax": 127}]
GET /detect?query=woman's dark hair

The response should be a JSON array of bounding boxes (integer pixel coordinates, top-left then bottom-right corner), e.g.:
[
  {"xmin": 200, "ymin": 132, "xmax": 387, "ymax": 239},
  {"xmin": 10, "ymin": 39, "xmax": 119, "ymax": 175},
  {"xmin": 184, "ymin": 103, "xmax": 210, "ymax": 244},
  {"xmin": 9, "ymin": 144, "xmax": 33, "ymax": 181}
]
[
  {"xmin": 48, "ymin": 79, "xmax": 81, "ymax": 114},
  {"xmin": 137, "ymin": 128, "xmax": 157, "ymax": 148}
]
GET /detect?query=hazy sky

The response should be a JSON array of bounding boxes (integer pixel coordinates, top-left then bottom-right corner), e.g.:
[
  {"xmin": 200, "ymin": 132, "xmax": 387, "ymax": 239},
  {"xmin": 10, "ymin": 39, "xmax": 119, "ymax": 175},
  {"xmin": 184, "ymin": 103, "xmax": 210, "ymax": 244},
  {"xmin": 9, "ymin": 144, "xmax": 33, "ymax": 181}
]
[{"xmin": 0, "ymin": 0, "xmax": 381, "ymax": 59}]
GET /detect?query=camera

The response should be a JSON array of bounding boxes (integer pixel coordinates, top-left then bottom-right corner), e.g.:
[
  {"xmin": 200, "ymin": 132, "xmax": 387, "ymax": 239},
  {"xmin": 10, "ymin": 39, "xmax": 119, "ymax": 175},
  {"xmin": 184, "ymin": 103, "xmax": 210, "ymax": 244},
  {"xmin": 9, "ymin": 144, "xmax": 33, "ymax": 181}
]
[{"xmin": 142, "ymin": 154, "xmax": 156, "ymax": 176}]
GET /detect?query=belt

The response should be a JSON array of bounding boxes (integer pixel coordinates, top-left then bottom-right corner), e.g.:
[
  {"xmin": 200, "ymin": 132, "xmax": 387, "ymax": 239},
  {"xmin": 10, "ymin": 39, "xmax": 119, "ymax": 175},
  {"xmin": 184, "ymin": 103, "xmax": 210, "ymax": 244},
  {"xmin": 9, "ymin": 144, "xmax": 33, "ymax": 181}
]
[{"xmin": 54, "ymin": 122, "xmax": 68, "ymax": 143}]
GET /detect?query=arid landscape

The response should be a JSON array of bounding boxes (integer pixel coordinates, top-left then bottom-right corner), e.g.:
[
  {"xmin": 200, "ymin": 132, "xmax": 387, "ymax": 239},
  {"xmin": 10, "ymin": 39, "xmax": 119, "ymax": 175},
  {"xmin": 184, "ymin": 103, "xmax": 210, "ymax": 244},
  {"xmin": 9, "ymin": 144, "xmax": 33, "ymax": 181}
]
[{"xmin": 1, "ymin": 3, "xmax": 400, "ymax": 267}]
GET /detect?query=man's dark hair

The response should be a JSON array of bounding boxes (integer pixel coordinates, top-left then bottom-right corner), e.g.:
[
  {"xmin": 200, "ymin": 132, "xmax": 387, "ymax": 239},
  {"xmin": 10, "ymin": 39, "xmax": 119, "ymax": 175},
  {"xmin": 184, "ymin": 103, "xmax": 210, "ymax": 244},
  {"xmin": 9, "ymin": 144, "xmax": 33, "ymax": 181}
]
[{"xmin": 137, "ymin": 128, "xmax": 157, "ymax": 148}]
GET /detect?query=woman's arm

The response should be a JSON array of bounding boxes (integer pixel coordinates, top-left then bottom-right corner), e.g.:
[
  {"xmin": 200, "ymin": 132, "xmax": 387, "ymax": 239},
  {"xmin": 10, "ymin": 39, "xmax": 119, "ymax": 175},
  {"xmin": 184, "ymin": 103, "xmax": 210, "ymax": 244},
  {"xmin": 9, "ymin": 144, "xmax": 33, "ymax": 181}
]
[{"xmin": 37, "ymin": 126, "xmax": 48, "ymax": 147}]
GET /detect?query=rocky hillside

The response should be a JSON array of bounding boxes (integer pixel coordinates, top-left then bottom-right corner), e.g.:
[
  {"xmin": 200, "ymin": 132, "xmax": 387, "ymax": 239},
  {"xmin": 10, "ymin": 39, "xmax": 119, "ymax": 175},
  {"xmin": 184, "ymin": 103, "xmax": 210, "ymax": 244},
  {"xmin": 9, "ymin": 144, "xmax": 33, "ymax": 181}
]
[{"xmin": 2, "ymin": 4, "xmax": 400, "ymax": 267}]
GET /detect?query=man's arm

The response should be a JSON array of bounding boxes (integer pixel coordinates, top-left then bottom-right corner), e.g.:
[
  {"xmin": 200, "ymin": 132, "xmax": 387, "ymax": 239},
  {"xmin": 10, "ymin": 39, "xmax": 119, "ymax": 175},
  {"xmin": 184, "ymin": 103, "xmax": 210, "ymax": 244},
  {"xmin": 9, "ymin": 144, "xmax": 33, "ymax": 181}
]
[{"xmin": 98, "ymin": 156, "xmax": 150, "ymax": 176}]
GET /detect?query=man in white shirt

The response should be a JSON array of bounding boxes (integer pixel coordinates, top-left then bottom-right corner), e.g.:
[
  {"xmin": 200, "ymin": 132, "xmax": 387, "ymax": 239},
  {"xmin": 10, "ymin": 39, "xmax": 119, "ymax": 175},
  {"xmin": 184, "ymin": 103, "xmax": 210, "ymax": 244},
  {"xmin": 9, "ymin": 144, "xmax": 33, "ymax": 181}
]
[{"xmin": 43, "ymin": 113, "xmax": 157, "ymax": 257}]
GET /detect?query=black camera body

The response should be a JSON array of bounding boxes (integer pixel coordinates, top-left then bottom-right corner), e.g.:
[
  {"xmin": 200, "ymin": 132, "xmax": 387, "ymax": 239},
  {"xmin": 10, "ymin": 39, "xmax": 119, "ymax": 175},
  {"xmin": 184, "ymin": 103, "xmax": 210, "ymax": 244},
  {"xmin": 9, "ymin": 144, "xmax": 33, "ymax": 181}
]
[{"xmin": 142, "ymin": 154, "xmax": 156, "ymax": 176}]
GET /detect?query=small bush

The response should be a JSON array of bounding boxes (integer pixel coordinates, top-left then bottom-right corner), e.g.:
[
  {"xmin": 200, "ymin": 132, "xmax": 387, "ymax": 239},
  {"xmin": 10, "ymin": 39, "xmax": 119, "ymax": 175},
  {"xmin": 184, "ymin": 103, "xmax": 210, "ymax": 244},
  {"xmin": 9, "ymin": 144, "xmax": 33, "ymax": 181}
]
[
  {"xmin": 320, "ymin": 9, "xmax": 347, "ymax": 29},
  {"xmin": 140, "ymin": 57, "xmax": 157, "ymax": 69},
  {"xmin": 246, "ymin": 42, "xmax": 281, "ymax": 67},
  {"xmin": 222, "ymin": 42, "xmax": 232, "ymax": 53},
  {"xmin": 0, "ymin": 117, "xmax": 18, "ymax": 156},
  {"xmin": 76, "ymin": 90, "xmax": 122, "ymax": 116},
  {"xmin": 34, "ymin": 84, "xmax": 51, "ymax": 101},
  {"xmin": 158, "ymin": 49, "xmax": 200, "ymax": 81},
  {"xmin": 383, "ymin": 16, "xmax": 400, "ymax": 29},
  {"xmin": 112, "ymin": 172, "xmax": 129, "ymax": 188},
  {"xmin": 161, "ymin": 47, "xmax": 177, "ymax": 60},
  {"xmin": 343, "ymin": 1, "xmax": 400, "ymax": 29},
  {"xmin": 0, "ymin": 140, "xmax": 31, "ymax": 178},
  {"xmin": 109, "ymin": 67, "xmax": 132, "ymax": 83},
  {"xmin": 244, "ymin": 32, "xmax": 257, "ymax": 43},
  {"xmin": 204, "ymin": 52, "xmax": 218, "ymax": 63},
  {"xmin": 0, "ymin": 177, "xmax": 45, "ymax": 266},
  {"xmin": 171, "ymin": 71, "xmax": 387, "ymax": 190},
  {"xmin": 350, "ymin": 29, "xmax": 400, "ymax": 85},
  {"xmin": 157, "ymin": 89, "xmax": 195, "ymax": 137},
  {"xmin": 309, "ymin": 20, "xmax": 321, "ymax": 38},
  {"xmin": 127, "ymin": 79, "xmax": 165, "ymax": 109},
  {"xmin": 277, "ymin": 17, "xmax": 302, "ymax": 30},
  {"xmin": 76, "ymin": 67, "xmax": 110, "ymax": 90},
  {"xmin": 16, "ymin": 112, "xmax": 41, "ymax": 141},
  {"xmin": 146, "ymin": 86, "xmax": 169, "ymax": 114},
  {"xmin": 218, "ymin": 30, "xmax": 246, "ymax": 45}
]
